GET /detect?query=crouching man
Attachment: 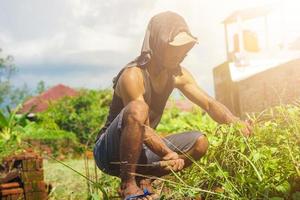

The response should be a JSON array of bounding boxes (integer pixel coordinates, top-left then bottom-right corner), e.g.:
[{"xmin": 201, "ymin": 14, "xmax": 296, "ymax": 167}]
[{"xmin": 94, "ymin": 11, "xmax": 251, "ymax": 200}]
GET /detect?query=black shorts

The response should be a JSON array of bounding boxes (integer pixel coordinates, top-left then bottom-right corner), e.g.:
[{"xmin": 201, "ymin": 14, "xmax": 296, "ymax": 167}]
[{"xmin": 93, "ymin": 108, "xmax": 204, "ymax": 177}]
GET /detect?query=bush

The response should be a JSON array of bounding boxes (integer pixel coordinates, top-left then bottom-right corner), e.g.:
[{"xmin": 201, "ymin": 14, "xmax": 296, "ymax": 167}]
[
  {"xmin": 0, "ymin": 106, "xmax": 28, "ymax": 160},
  {"xmin": 37, "ymin": 89, "xmax": 112, "ymax": 146},
  {"xmin": 22, "ymin": 122, "xmax": 80, "ymax": 157}
]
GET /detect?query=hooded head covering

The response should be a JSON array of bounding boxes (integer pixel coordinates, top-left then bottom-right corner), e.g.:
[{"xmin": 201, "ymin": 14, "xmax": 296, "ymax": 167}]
[
  {"xmin": 133, "ymin": 11, "xmax": 197, "ymax": 71},
  {"xmin": 112, "ymin": 11, "xmax": 197, "ymax": 89}
]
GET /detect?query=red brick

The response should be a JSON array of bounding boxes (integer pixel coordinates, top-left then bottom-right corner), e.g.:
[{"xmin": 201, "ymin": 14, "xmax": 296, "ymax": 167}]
[
  {"xmin": 21, "ymin": 170, "xmax": 44, "ymax": 182},
  {"xmin": 0, "ymin": 182, "xmax": 21, "ymax": 190},
  {"xmin": 22, "ymin": 158, "xmax": 43, "ymax": 171},
  {"xmin": 9, "ymin": 193, "xmax": 25, "ymax": 200},
  {"xmin": 24, "ymin": 181, "xmax": 46, "ymax": 193},
  {"xmin": 25, "ymin": 191, "xmax": 47, "ymax": 200},
  {"xmin": 0, "ymin": 188, "xmax": 24, "ymax": 196}
]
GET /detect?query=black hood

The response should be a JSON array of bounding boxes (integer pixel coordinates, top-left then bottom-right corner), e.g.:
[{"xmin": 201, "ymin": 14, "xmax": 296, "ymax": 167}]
[{"xmin": 133, "ymin": 11, "xmax": 197, "ymax": 70}]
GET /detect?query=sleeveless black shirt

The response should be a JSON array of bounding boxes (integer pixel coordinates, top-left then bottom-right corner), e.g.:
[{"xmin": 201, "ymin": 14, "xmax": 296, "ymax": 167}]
[{"xmin": 96, "ymin": 63, "xmax": 175, "ymax": 140}]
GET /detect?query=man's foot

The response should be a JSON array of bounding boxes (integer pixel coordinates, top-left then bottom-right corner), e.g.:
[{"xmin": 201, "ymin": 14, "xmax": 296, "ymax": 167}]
[
  {"xmin": 120, "ymin": 182, "xmax": 153, "ymax": 200},
  {"xmin": 138, "ymin": 179, "xmax": 160, "ymax": 199}
]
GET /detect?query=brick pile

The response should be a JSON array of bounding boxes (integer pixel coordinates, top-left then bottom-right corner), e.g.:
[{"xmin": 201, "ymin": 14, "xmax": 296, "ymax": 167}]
[{"xmin": 0, "ymin": 149, "xmax": 49, "ymax": 200}]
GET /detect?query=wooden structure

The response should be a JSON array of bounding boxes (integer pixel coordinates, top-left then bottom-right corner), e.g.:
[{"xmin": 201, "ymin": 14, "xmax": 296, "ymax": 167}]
[
  {"xmin": 0, "ymin": 150, "xmax": 49, "ymax": 200},
  {"xmin": 222, "ymin": 6, "xmax": 271, "ymax": 61}
]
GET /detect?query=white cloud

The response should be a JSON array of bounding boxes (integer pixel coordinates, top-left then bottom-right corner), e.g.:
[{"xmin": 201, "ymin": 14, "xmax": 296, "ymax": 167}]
[
  {"xmin": 1, "ymin": 0, "xmax": 299, "ymax": 96},
  {"xmin": 14, "ymin": 69, "xmax": 115, "ymax": 90}
]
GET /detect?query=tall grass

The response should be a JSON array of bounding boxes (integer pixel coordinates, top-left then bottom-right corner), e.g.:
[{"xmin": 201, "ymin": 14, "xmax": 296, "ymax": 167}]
[
  {"xmin": 153, "ymin": 105, "xmax": 300, "ymax": 199},
  {"xmin": 49, "ymin": 104, "xmax": 300, "ymax": 199}
]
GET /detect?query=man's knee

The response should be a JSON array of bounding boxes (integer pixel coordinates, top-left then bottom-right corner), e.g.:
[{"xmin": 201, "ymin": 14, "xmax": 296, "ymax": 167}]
[
  {"xmin": 192, "ymin": 135, "xmax": 209, "ymax": 159},
  {"xmin": 123, "ymin": 100, "xmax": 149, "ymax": 126}
]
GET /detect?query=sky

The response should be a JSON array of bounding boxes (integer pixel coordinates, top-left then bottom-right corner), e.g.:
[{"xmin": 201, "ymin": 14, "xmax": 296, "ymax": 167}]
[{"xmin": 0, "ymin": 0, "xmax": 299, "ymax": 96}]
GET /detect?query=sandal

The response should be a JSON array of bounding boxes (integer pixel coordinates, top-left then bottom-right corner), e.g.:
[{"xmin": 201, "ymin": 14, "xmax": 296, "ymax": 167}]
[{"xmin": 125, "ymin": 188, "xmax": 155, "ymax": 200}]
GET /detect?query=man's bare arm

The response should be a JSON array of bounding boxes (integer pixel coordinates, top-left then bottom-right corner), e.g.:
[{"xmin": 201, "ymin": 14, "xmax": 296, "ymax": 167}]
[
  {"xmin": 143, "ymin": 123, "xmax": 173, "ymax": 157},
  {"xmin": 175, "ymin": 67, "xmax": 239, "ymax": 124}
]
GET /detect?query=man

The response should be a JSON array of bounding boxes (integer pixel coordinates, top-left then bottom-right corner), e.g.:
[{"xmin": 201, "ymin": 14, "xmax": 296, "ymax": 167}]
[{"xmin": 94, "ymin": 11, "xmax": 251, "ymax": 200}]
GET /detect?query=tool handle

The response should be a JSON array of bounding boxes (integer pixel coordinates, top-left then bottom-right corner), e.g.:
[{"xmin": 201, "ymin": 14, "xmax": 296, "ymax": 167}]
[
  {"xmin": 151, "ymin": 161, "xmax": 161, "ymax": 167},
  {"xmin": 152, "ymin": 160, "xmax": 174, "ymax": 167}
]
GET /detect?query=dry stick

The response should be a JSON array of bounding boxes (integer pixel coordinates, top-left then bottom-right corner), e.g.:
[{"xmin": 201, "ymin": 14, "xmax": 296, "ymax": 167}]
[
  {"xmin": 84, "ymin": 152, "xmax": 91, "ymax": 196},
  {"xmin": 88, "ymin": 156, "xmax": 92, "ymax": 194},
  {"xmin": 82, "ymin": 135, "xmax": 93, "ymax": 197},
  {"xmin": 157, "ymin": 181, "xmax": 165, "ymax": 197},
  {"xmin": 86, "ymin": 131, "xmax": 101, "ymax": 196},
  {"xmin": 94, "ymin": 160, "xmax": 98, "ymax": 195},
  {"xmin": 110, "ymin": 161, "xmax": 163, "ymax": 167}
]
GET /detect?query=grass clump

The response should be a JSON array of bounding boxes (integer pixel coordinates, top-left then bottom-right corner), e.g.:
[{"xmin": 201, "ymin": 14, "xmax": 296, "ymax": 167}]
[{"xmin": 156, "ymin": 105, "xmax": 300, "ymax": 199}]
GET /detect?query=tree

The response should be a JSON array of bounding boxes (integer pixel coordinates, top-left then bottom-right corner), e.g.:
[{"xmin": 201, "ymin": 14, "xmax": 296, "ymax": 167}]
[
  {"xmin": 0, "ymin": 49, "xmax": 33, "ymax": 110},
  {"xmin": 35, "ymin": 80, "xmax": 46, "ymax": 94},
  {"xmin": 9, "ymin": 84, "xmax": 32, "ymax": 108},
  {"xmin": 0, "ymin": 48, "xmax": 16, "ymax": 107}
]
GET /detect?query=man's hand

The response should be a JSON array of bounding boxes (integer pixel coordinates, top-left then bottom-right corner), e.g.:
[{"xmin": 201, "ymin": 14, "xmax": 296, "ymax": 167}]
[{"xmin": 161, "ymin": 152, "xmax": 184, "ymax": 171}]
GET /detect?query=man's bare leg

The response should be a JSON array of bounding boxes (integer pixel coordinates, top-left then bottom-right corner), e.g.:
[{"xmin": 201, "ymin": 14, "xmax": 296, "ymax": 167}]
[{"xmin": 119, "ymin": 100, "xmax": 153, "ymax": 199}]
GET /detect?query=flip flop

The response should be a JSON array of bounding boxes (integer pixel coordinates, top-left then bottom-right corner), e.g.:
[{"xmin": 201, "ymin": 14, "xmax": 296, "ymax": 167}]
[{"xmin": 125, "ymin": 188, "xmax": 153, "ymax": 200}]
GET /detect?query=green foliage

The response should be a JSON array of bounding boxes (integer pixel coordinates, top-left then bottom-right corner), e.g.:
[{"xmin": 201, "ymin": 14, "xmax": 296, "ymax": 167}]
[
  {"xmin": 0, "ymin": 106, "xmax": 29, "ymax": 142},
  {"xmin": 1, "ymin": 88, "xmax": 112, "ymax": 161},
  {"xmin": 156, "ymin": 105, "xmax": 300, "ymax": 199},
  {"xmin": 0, "ymin": 49, "xmax": 34, "ymax": 109},
  {"xmin": 21, "ymin": 121, "xmax": 79, "ymax": 157},
  {"xmin": 37, "ymin": 89, "xmax": 112, "ymax": 145},
  {"xmin": 35, "ymin": 80, "xmax": 46, "ymax": 94},
  {"xmin": 157, "ymin": 106, "xmax": 216, "ymax": 134},
  {"xmin": 0, "ymin": 49, "xmax": 50, "ymax": 109},
  {"xmin": 22, "ymin": 122, "xmax": 77, "ymax": 141},
  {"xmin": 0, "ymin": 104, "xmax": 79, "ymax": 159},
  {"xmin": 9, "ymin": 83, "xmax": 32, "ymax": 108},
  {"xmin": 0, "ymin": 106, "xmax": 29, "ymax": 160},
  {"xmin": 0, "ymin": 49, "xmax": 15, "ymax": 106}
]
